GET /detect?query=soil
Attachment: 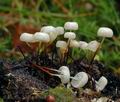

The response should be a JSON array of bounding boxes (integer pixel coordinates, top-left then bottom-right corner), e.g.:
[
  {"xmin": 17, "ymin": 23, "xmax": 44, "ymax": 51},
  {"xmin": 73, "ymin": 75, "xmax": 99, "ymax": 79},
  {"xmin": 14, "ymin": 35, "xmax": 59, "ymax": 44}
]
[{"xmin": 0, "ymin": 53, "xmax": 120, "ymax": 102}]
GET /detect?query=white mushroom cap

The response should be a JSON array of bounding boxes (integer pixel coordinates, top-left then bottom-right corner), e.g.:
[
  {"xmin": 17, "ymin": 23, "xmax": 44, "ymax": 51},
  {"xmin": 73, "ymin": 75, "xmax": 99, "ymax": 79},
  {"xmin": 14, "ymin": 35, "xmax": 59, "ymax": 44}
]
[
  {"xmin": 70, "ymin": 40, "xmax": 79, "ymax": 48},
  {"xmin": 97, "ymin": 27, "xmax": 113, "ymax": 38},
  {"xmin": 34, "ymin": 32, "xmax": 50, "ymax": 43},
  {"xmin": 86, "ymin": 40, "xmax": 100, "ymax": 52},
  {"xmin": 41, "ymin": 26, "xmax": 57, "ymax": 34},
  {"xmin": 71, "ymin": 72, "xmax": 88, "ymax": 88},
  {"xmin": 56, "ymin": 26, "xmax": 64, "ymax": 35},
  {"xmin": 59, "ymin": 66, "xmax": 70, "ymax": 84},
  {"xmin": 64, "ymin": 32, "xmax": 76, "ymax": 40},
  {"xmin": 41, "ymin": 26, "xmax": 58, "ymax": 42},
  {"xmin": 79, "ymin": 41, "xmax": 88, "ymax": 49},
  {"xmin": 95, "ymin": 76, "xmax": 108, "ymax": 92},
  {"xmin": 56, "ymin": 41, "xmax": 67, "ymax": 49},
  {"xmin": 64, "ymin": 22, "xmax": 78, "ymax": 30},
  {"xmin": 20, "ymin": 33, "xmax": 35, "ymax": 43}
]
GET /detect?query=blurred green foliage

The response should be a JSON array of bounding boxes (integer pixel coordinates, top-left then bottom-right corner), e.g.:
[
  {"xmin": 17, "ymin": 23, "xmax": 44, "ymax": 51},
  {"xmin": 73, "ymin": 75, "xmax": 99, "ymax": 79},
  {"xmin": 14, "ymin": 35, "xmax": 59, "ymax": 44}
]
[{"xmin": 0, "ymin": 0, "xmax": 120, "ymax": 69}]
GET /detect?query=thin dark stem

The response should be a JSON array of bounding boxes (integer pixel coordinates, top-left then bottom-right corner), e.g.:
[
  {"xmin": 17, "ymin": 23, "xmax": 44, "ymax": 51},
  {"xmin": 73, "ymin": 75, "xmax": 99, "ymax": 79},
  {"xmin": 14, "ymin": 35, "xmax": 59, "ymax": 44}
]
[{"xmin": 17, "ymin": 46, "xmax": 26, "ymax": 59}]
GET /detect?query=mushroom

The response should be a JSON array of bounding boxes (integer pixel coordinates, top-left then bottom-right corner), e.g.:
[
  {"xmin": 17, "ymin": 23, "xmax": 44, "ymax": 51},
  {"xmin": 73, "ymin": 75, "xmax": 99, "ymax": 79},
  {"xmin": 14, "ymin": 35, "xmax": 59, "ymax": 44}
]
[
  {"xmin": 56, "ymin": 41, "xmax": 67, "ymax": 61},
  {"xmin": 64, "ymin": 32, "xmax": 76, "ymax": 40},
  {"xmin": 95, "ymin": 76, "xmax": 108, "ymax": 92},
  {"xmin": 34, "ymin": 32, "xmax": 50, "ymax": 53},
  {"xmin": 97, "ymin": 27, "xmax": 113, "ymax": 38},
  {"xmin": 71, "ymin": 72, "xmax": 88, "ymax": 88},
  {"xmin": 86, "ymin": 40, "xmax": 100, "ymax": 63},
  {"xmin": 64, "ymin": 22, "xmax": 78, "ymax": 31},
  {"xmin": 56, "ymin": 26, "xmax": 64, "ymax": 35},
  {"xmin": 79, "ymin": 41, "xmax": 88, "ymax": 49},
  {"xmin": 34, "ymin": 32, "xmax": 50, "ymax": 43},
  {"xmin": 41, "ymin": 26, "xmax": 58, "ymax": 43},
  {"xmin": 97, "ymin": 27, "xmax": 113, "ymax": 53},
  {"xmin": 51, "ymin": 66, "xmax": 70, "ymax": 84},
  {"xmin": 70, "ymin": 40, "xmax": 79, "ymax": 48},
  {"xmin": 86, "ymin": 40, "xmax": 100, "ymax": 52},
  {"xmin": 20, "ymin": 32, "xmax": 35, "ymax": 47}
]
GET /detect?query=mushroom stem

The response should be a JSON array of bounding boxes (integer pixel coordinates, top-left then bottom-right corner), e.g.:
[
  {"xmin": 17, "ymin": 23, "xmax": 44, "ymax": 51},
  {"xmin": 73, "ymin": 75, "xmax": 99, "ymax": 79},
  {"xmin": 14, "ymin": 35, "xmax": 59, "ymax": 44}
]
[{"xmin": 37, "ymin": 42, "xmax": 42, "ymax": 54}]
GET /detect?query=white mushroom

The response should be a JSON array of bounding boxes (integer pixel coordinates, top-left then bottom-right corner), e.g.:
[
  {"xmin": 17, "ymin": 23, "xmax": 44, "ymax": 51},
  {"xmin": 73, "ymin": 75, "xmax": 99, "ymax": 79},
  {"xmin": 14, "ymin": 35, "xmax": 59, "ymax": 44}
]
[
  {"xmin": 79, "ymin": 41, "xmax": 88, "ymax": 49},
  {"xmin": 71, "ymin": 72, "xmax": 88, "ymax": 88},
  {"xmin": 95, "ymin": 76, "xmax": 108, "ymax": 92},
  {"xmin": 70, "ymin": 40, "xmax": 79, "ymax": 48},
  {"xmin": 56, "ymin": 41, "xmax": 67, "ymax": 61},
  {"xmin": 64, "ymin": 32, "xmax": 76, "ymax": 40},
  {"xmin": 64, "ymin": 22, "xmax": 78, "ymax": 30},
  {"xmin": 41, "ymin": 26, "xmax": 58, "ymax": 42},
  {"xmin": 51, "ymin": 66, "xmax": 70, "ymax": 84},
  {"xmin": 59, "ymin": 66, "xmax": 70, "ymax": 84},
  {"xmin": 34, "ymin": 32, "xmax": 50, "ymax": 43},
  {"xmin": 97, "ymin": 27, "xmax": 113, "ymax": 38},
  {"xmin": 20, "ymin": 33, "xmax": 35, "ymax": 43},
  {"xmin": 56, "ymin": 26, "xmax": 64, "ymax": 35},
  {"xmin": 86, "ymin": 40, "xmax": 100, "ymax": 52}
]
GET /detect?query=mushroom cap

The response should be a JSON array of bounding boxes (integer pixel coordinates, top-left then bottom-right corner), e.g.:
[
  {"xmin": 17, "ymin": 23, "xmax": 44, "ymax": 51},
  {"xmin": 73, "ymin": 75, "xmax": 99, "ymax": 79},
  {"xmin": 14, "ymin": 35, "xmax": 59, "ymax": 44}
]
[
  {"xmin": 41, "ymin": 26, "xmax": 58, "ymax": 42},
  {"xmin": 64, "ymin": 22, "xmax": 78, "ymax": 30},
  {"xmin": 34, "ymin": 32, "xmax": 50, "ymax": 42},
  {"xmin": 20, "ymin": 33, "xmax": 35, "ymax": 43},
  {"xmin": 86, "ymin": 40, "xmax": 100, "ymax": 52},
  {"xmin": 59, "ymin": 66, "xmax": 70, "ymax": 84},
  {"xmin": 97, "ymin": 27, "xmax": 113, "ymax": 38},
  {"xmin": 71, "ymin": 72, "xmax": 88, "ymax": 88},
  {"xmin": 79, "ymin": 41, "xmax": 88, "ymax": 49},
  {"xmin": 70, "ymin": 40, "xmax": 79, "ymax": 48},
  {"xmin": 41, "ymin": 26, "xmax": 57, "ymax": 34},
  {"xmin": 64, "ymin": 32, "xmax": 76, "ymax": 39},
  {"xmin": 96, "ymin": 76, "xmax": 108, "ymax": 92},
  {"xmin": 56, "ymin": 41, "xmax": 67, "ymax": 49},
  {"xmin": 56, "ymin": 26, "xmax": 64, "ymax": 35}
]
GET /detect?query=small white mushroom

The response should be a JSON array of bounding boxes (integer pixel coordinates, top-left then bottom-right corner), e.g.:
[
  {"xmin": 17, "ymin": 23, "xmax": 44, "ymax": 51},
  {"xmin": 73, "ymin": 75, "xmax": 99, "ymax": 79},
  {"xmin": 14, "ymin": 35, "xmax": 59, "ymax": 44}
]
[
  {"xmin": 71, "ymin": 72, "xmax": 88, "ymax": 88},
  {"xmin": 51, "ymin": 66, "xmax": 70, "ymax": 84},
  {"xmin": 70, "ymin": 40, "xmax": 79, "ymax": 48},
  {"xmin": 79, "ymin": 41, "xmax": 88, "ymax": 49},
  {"xmin": 59, "ymin": 66, "xmax": 70, "ymax": 84},
  {"xmin": 20, "ymin": 33, "xmax": 35, "ymax": 43},
  {"xmin": 64, "ymin": 22, "xmax": 78, "ymax": 30},
  {"xmin": 56, "ymin": 26, "xmax": 64, "ymax": 35},
  {"xmin": 56, "ymin": 41, "xmax": 67, "ymax": 50},
  {"xmin": 95, "ymin": 76, "xmax": 108, "ymax": 92},
  {"xmin": 86, "ymin": 40, "xmax": 100, "ymax": 52},
  {"xmin": 64, "ymin": 32, "xmax": 76, "ymax": 40},
  {"xmin": 41, "ymin": 26, "xmax": 58, "ymax": 42},
  {"xmin": 34, "ymin": 32, "xmax": 50, "ymax": 43},
  {"xmin": 56, "ymin": 41, "xmax": 67, "ymax": 61},
  {"xmin": 97, "ymin": 27, "xmax": 113, "ymax": 38}
]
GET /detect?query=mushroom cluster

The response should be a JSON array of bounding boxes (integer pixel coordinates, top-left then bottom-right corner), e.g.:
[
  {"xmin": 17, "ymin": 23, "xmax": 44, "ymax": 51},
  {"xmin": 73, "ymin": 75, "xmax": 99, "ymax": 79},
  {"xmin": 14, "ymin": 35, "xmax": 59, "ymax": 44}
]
[{"xmin": 20, "ymin": 22, "xmax": 113, "ymax": 92}]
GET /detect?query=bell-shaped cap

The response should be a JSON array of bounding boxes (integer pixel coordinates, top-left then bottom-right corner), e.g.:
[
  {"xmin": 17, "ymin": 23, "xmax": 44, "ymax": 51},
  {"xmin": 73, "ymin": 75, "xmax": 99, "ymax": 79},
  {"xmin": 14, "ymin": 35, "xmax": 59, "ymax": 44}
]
[
  {"xmin": 79, "ymin": 41, "xmax": 88, "ymax": 49},
  {"xmin": 20, "ymin": 33, "xmax": 35, "ymax": 43},
  {"xmin": 97, "ymin": 27, "xmax": 113, "ymax": 38},
  {"xmin": 86, "ymin": 40, "xmax": 100, "ymax": 52},
  {"xmin": 59, "ymin": 66, "xmax": 70, "ymax": 84},
  {"xmin": 41, "ymin": 26, "xmax": 58, "ymax": 42},
  {"xmin": 64, "ymin": 22, "xmax": 78, "ymax": 30},
  {"xmin": 56, "ymin": 26, "xmax": 64, "ymax": 35},
  {"xmin": 56, "ymin": 41, "xmax": 67, "ymax": 49},
  {"xmin": 70, "ymin": 40, "xmax": 79, "ymax": 48},
  {"xmin": 95, "ymin": 76, "xmax": 108, "ymax": 92},
  {"xmin": 71, "ymin": 72, "xmax": 88, "ymax": 88},
  {"xmin": 64, "ymin": 32, "xmax": 76, "ymax": 40},
  {"xmin": 34, "ymin": 32, "xmax": 50, "ymax": 43}
]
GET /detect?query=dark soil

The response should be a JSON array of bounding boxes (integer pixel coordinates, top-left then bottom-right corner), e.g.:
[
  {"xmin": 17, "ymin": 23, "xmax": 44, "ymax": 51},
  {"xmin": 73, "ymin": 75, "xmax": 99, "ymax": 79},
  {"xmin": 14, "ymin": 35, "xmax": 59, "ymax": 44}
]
[{"xmin": 0, "ymin": 53, "xmax": 120, "ymax": 102}]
